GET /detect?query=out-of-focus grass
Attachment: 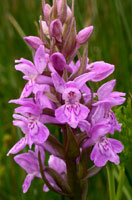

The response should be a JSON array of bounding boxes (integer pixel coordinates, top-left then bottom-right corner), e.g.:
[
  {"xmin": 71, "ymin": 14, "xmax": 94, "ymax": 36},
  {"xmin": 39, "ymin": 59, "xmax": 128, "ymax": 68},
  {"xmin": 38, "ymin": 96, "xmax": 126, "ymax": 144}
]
[{"xmin": 0, "ymin": 0, "xmax": 132, "ymax": 200}]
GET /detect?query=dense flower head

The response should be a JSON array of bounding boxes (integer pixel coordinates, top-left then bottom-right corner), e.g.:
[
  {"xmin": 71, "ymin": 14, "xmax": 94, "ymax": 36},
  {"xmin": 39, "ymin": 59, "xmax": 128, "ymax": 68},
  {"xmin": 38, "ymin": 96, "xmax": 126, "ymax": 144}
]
[{"xmin": 7, "ymin": 0, "xmax": 126, "ymax": 196}]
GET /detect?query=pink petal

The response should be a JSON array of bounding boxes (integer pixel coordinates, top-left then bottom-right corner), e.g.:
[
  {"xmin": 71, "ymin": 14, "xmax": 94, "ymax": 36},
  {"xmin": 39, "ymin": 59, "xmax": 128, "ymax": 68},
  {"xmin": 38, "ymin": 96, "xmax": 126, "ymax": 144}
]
[
  {"xmin": 90, "ymin": 144, "xmax": 108, "ymax": 167},
  {"xmin": 74, "ymin": 72, "xmax": 95, "ymax": 89},
  {"xmin": 35, "ymin": 75, "xmax": 53, "ymax": 86},
  {"xmin": 22, "ymin": 174, "xmax": 34, "ymax": 193},
  {"xmin": 97, "ymin": 80, "xmax": 116, "ymax": 100},
  {"xmin": 13, "ymin": 119, "xmax": 28, "ymax": 134},
  {"xmin": 20, "ymin": 82, "xmax": 34, "ymax": 98},
  {"xmin": 78, "ymin": 104, "xmax": 90, "ymax": 121},
  {"xmin": 78, "ymin": 120, "xmax": 91, "ymax": 135},
  {"xmin": 15, "ymin": 63, "xmax": 36, "ymax": 76},
  {"xmin": 55, "ymin": 105, "xmax": 67, "ymax": 124},
  {"xmin": 7, "ymin": 137, "xmax": 27, "ymax": 156},
  {"xmin": 24, "ymin": 36, "xmax": 43, "ymax": 50},
  {"xmin": 48, "ymin": 155, "xmax": 66, "ymax": 174},
  {"xmin": 34, "ymin": 45, "xmax": 47, "ymax": 74},
  {"xmin": 28, "ymin": 122, "xmax": 49, "ymax": 148},
  {"xmin": 108, "ymin": 138, "xmax": 124, "ymax": 153},
  {"xmin": 90, "ymin": 62, "xmax": 115, "ymax": 82},
  {"xmin": 52, "ymin": 72, "xmax": 66, "ymax": 93},
  {"xmin": 14, "ymin": 150, "xmax": 40, "ymax": 173}
]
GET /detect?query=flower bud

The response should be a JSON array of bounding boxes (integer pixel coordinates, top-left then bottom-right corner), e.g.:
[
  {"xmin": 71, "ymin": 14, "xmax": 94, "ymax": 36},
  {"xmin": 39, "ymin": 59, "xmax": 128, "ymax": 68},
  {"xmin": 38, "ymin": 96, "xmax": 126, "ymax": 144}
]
[
  {"xmin": 50, "ymin": 19, "xmax": 62, "ymax": 42},
  {"xmin": 41, "ymin": 21, "xmax": 49, "ymax": 37},
  {"xmin": 76, "ymin": 26, "xmax": 94, "ymax": 46},
  {"xmin": 62, "ymin": 18, "xmax": 76, "ymax": 59},
  {"xmin": 24, "ymin": 36, "xmax": 43, "ymax": 50},
  {"xmin": 57, "ymin": 0, "xmax": 67, "ymax": 24},
  {"xmin": 50, "ymin": 52, "xmax": 65, "ymax": 71},
  {"xmin": 43, "ymin": 4, "xmax": 51, "ymax": 25}
]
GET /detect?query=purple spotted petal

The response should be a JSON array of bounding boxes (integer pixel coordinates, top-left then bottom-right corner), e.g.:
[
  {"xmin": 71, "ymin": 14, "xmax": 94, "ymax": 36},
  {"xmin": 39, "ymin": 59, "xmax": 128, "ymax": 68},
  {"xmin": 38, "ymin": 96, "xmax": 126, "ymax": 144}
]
[
  {"xmin": 28, "ymin": 121, "xmax": 49, "ymax": 147},
  {"xmin": 20, "ymin": 81, "xmax": 34, "ymax": 98},
  {"xmin": 105, "ymin": 110, "xmax": 122, "ymax": 134},
  {"xmin": 55, "ymin": 104, "xmax": 89, "ymax": 128},
  {"xmin": 13, "ymin": 119, "xmax": 28, "ymax": 134},
  {"xmin": 14, "ymin": 104, "xmax": 41, "ymax": 116},
  {"xmin": 108, "ymin": 138, "xmax": 124, "ymax": 153},
  {"xmin": 90, "ymin": 136, "xmax": 122, "ymax": 167},
  {"xmin": 90, "ymin": 144, "xmax": 108, "ymax": 167},
  {"xmin": 34, "ymin": 45, "xmax": 47, "ymax": 74}
]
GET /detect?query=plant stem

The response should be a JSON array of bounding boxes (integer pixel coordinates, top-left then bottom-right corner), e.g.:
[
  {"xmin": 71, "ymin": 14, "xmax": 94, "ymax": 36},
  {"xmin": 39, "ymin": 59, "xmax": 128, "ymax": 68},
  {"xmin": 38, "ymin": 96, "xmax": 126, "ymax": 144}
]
[
  {"xmin": 115, "ymin": 166, "xmax": 125, "ymax": 200},
  {"xmin": 106, "ymin": 164, "xmax": 115, "ymax": 200}
]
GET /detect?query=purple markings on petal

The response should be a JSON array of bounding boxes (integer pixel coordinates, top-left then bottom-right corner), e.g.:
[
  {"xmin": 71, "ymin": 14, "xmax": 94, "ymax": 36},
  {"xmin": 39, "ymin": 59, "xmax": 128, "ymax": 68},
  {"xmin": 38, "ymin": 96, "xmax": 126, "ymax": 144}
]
[
  {"xmin": 55, "ymin": 84, "xmax": 89, "ymax": 128},
  {"xmin": 20, "ymin": 81, "xmax": 34, "ymax": 98},
  {"xmin": 90, "ymin": 136, "xmax": 123, "ymax": 167},
  {"xmin": 105, "ymin": 110, "xmax": 121, "ymax": 134},
  {"xmin": 108, "ymin": 138, "xmax": 124, "ymax": 153},
  {"xmin": 12, "ymin": 103, "xmax": 50, "ymax": 148},
  {"xmin": 34, "ymin": 45, "xmax": 47, "ymax": 74}
]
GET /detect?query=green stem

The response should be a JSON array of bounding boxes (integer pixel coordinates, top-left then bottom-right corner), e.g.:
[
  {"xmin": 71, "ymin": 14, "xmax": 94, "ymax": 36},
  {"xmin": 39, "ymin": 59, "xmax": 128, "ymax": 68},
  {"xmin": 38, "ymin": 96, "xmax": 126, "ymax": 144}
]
[
  {"xmin": 114, "ymin": 168, "xmax": 131, "ymax": 200},
  {"xmin": 106, "ymin": 164, "xmax": 115, "ymax": 200},
  {"xmin": 8, "ymin": 14, "xmax": 32, "ymax": 52},
  {"xmin": 115, "ymin": 166, "xmax": 125, "ymax": 200}
]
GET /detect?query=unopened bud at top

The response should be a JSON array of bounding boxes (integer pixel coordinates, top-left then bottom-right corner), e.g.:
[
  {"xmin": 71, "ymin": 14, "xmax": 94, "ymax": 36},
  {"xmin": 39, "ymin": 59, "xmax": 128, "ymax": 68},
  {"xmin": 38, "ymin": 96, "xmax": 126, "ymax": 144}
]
[
  {"xmin": 50, "ymin": 19, "xmax": 62, "ymax": 42},
  {"xmin": 24, "ymin": 36, "xmax": 43, "ymax": 50},
  {"xmin": 43, "ymin": 4, "xmax": 51, "ymax": 25},
  {"xmin": 76, "ymin": 26, "xmax": 94, "ymax": 46},
  {"xmin": 57, "ymin": 0, "xmax": 67, "ymax": 24}
]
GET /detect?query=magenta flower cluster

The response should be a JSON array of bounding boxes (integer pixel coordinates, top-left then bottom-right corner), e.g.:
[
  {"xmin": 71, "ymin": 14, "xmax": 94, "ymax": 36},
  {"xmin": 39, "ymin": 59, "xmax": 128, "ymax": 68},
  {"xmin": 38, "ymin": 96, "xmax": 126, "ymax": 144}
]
[{"xmin": 7, "ymin": 0, "xmax": 125, "ymax": 197}]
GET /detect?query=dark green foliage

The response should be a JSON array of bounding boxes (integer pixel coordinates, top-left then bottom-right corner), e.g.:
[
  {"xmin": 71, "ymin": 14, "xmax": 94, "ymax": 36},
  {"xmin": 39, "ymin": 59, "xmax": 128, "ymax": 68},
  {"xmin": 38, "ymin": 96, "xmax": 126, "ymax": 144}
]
[{"xmin": 115, "ymin": 98, "xmax": 132, "ymax": 180}]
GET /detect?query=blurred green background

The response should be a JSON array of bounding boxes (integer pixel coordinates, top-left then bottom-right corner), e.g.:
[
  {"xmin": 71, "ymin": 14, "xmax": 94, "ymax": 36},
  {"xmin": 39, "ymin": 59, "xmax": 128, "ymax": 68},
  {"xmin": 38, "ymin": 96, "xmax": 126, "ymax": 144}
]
[{"xmin": 0, "ymin": 0, "xmax": 132, "ymax": 199}]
